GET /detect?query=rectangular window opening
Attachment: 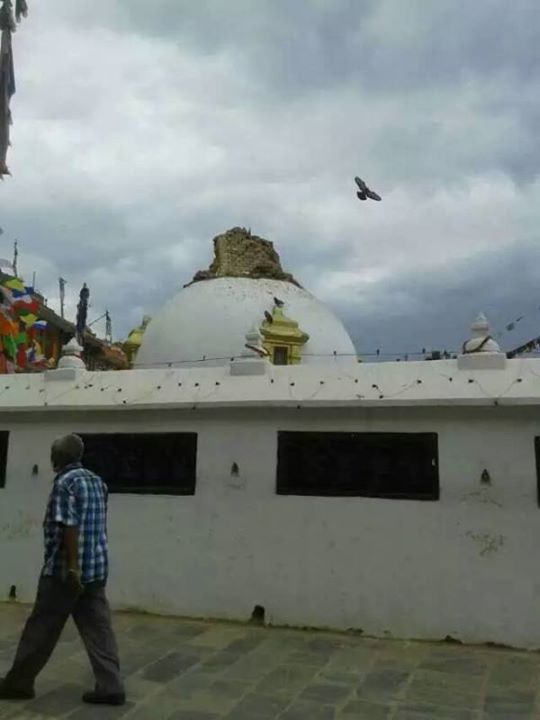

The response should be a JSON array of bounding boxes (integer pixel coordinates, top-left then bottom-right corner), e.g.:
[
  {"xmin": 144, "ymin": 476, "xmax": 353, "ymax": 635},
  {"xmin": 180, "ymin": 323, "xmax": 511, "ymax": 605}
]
[
  {"xmin": 277, "ymin": 431, "xmax": 439, "ymax": 500},
  {"xmin": 79, "ymin": 432, "xmax": 197, "ymax": 495},
  {"xmin": 534, "ymin": 437, "xmax": 540, "ymax": 507},
  {"xmin": 0, "ymin": 431, "xmax": 8, "ymax": 488},
  {"xmin": 273, "ymin": 346, "xmax": 289, "ymax": 365}
]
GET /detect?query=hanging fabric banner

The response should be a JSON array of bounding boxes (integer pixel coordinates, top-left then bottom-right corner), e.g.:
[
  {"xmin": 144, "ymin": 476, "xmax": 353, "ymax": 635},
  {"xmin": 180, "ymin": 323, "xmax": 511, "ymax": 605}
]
[{"xmin": 0, "ymin": 0, "xmax": 29, "ymax": 176}]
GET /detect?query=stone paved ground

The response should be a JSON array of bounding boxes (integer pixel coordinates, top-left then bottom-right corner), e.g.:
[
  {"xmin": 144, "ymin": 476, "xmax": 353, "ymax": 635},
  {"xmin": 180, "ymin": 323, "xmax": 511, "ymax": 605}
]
[{"xmin": 0, "ymin": 604, "xmax": 540, "ymax": 719}]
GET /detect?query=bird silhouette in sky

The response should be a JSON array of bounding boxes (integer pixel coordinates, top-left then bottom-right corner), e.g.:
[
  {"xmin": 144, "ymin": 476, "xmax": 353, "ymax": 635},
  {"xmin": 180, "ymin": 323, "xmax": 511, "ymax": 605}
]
[
  {"xmin": 273, "ymin": 297, "xmax": 284, "ymax": 308},
  {"xmin": 355, "ymin": 177, "xmax": 382, "ymax": 202},
  {"xmin": 264, "ymin": 311, "xmax": 273, "ymax": 324}
]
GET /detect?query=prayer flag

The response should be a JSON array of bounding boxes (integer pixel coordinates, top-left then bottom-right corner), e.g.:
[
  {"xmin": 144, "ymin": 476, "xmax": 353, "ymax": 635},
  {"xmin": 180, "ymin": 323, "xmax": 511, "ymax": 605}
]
[
  {"xmin": 0, "ymin": 284, "xmax": 13, "ymax": 305},
  {"xmin": 2, "ymin": 334, "xmax": 16, "ymax": 358},
  {"xmin": 19, "ymin": 312, "xmax": 37, "ymax": 327},
  {"xmin": 13, "ymin": 297, "xmax": 39, "ymax": 315},
  {"xmin": 3, "ymin": 277, "xmax": 24, "ymax": 291},
  {"xmin": 0, "ymin": 308, "xmax": 15, "ymax": 335}
]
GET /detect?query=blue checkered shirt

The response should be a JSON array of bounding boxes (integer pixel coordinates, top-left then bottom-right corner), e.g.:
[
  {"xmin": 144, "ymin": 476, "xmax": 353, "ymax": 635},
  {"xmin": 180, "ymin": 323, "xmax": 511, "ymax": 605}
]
[{"xmin": 42, "ymin": 463, "xmax": 109, "ymax": 584}]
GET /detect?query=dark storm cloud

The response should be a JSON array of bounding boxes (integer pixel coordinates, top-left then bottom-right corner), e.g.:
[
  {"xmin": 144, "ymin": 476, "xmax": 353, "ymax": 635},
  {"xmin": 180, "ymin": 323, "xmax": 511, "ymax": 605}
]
[
  {"xmin": 86, "ymin": 0, "xmax": 539, "ymax": 188},
  {"xmin": 341, "ymin": 240, "xmax": 540, "ymax": 357},
  {"xmin": 106, "ymin": 1, "xmax": 538, "ymax": 93}
]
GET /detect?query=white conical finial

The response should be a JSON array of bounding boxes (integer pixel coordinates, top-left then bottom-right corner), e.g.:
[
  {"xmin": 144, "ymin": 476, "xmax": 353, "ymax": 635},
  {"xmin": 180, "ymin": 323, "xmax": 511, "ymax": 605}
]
[
  {"xmin": 230, "ymin": 326, "xmax": 268, "ymax": 376},
  {"xmin": 245, "ymin": 325, "xmax": 261, "ymax": 347},
  {"xmin": 458, "ymin": 311, "xmax": 505, "ymax": 370},
  {"xmin": 471, "ymin": 312, "xmax": 489, "ymax": 336},
  {"xmin": 463, "ymin": 312, "xmax": 501, "ymax": 354},
  {"xmin": 244, "ymin": 326, "xmax": 269, "ymax": 358},
  {"xmin": 57, "ymin": 337, "xmax": 86, "ymax": 369}
]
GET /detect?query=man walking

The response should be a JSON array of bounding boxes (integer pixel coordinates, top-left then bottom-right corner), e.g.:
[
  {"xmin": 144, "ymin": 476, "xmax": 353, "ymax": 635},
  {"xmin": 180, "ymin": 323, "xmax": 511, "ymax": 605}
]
[{"xmin": 0, "ymin": 434, "xmax": 125, "ymax": 705}]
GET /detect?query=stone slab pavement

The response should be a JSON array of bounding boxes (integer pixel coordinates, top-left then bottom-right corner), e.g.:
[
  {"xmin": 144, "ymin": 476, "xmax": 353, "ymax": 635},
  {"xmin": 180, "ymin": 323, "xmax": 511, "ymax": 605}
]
[{"xmin": 0, "ymin": 603, "xmax": 539, "ymax": 719}]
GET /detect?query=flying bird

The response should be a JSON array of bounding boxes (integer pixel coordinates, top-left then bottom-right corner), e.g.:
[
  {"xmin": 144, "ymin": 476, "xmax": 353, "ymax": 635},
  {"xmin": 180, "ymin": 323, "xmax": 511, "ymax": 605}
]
[
  {"xmin": 273, "ymin": 297, "xmax": 284, "ymax": 308},
  {"xmin": 354, "ymin": 177, "xmax": 381, "ymax": 202},
  {"xmin": 264, "ymin": 311, "xmax": 273, "ymax": 324}
]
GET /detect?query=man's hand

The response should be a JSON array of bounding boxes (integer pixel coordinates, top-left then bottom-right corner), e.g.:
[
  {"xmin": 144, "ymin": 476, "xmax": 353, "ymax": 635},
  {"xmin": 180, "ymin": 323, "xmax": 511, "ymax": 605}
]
[{"xmin": 65, "ymin": 568, "xmax": 84, "ymax": 595}]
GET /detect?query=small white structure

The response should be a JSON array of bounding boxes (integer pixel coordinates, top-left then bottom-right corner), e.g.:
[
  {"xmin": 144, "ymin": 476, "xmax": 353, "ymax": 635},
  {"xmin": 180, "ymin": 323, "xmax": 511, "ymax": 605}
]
[
  {"xmin": 57, "ymin": 338, "xmax": 86, "ymax": 370},
  {"xmin": 458, "ymin": 313, "xmax": 506, "ymax": 370},
  {"xmin": 230, "ymin": 327, "xmax": 268, "ymax": 377},
  {"xmin": 462, "ymin": 313, "xmax": 501, "ymax": 354},
  {"xmin": 44, "ymin": 338, "xmax": 86, "ymax": 382}
]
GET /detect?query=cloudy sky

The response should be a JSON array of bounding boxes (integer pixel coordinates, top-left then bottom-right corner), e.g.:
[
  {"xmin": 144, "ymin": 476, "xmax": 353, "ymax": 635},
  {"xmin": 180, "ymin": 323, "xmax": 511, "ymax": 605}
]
[{"xmin": 1, "ymin": 0, "xmax": 539, "ymax": 358}]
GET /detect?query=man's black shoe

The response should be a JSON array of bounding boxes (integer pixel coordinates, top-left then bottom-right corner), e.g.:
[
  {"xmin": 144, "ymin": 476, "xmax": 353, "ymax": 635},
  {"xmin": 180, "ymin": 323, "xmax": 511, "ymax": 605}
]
[
  {"xmin": 82, "ymin": 690, "xmax": 126, "ymax": 706},
  {"xmin": 0, "ymin": 678, "xmax": 35, "ymax": 700}
]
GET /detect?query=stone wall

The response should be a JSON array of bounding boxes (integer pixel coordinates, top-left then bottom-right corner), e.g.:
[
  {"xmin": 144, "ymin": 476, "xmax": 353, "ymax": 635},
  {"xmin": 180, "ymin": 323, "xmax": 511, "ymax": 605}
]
[{"xmin": 2, "ymin": 403, "xmax": 540, "ymax": 647}]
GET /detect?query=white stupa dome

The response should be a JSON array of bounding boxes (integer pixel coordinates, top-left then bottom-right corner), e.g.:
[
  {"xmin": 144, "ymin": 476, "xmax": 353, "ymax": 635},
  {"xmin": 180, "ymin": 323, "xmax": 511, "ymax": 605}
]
[{"xmin": 135, "ymin": 277, "xmax": 357, "ymax": 368}]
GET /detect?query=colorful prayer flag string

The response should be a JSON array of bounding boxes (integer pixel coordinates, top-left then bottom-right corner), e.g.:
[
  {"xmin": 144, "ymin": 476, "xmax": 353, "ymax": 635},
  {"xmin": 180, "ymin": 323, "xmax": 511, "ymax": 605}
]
[{"xmin": 0, "ymin": 272, "xmax": 49, "ymax": 371}]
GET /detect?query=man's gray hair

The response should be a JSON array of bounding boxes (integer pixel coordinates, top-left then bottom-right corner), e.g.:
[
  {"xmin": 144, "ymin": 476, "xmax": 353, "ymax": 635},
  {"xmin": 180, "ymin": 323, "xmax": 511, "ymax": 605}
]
[{"xmin": 51, "ymin": 434, "xmax": 84, "ymax": 465}]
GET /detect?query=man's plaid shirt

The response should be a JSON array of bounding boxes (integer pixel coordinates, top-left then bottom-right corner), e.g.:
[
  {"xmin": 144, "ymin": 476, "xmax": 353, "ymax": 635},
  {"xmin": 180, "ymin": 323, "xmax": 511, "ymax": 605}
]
[{"xmin": 42, "ymin": 463, "xmax": 109, "ymax": 584}]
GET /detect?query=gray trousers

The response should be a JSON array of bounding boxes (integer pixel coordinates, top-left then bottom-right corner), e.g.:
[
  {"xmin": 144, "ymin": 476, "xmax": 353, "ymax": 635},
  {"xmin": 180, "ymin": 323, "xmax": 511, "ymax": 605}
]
[{"xmin": 5, "ymin": 575, "xmax": 123, "ymax": 694}]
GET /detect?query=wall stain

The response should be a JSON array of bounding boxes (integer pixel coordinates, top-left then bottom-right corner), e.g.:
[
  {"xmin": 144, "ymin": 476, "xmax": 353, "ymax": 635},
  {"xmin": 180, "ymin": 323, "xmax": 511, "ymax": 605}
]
[
  {"xmin": 466, "ymin": 531, "xmax": 505, "ymax": 557},
  {"xmin": 461, "ymin": 489, "xmax": 502, "ymax": 508},
  {"xmin": 0, "ymin": 511, "xmax": 41, "ymax": 540}
]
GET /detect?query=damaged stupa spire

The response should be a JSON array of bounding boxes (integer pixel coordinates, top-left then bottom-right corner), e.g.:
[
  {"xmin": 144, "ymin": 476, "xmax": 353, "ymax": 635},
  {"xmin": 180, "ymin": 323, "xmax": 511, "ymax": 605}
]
[{"xmin": 187, "ymin": 227, "xmax": 301, "ymax": 287}]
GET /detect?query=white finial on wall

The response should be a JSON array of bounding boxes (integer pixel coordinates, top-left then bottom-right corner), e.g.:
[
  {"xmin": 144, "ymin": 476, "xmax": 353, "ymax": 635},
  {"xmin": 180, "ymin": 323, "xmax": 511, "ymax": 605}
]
[
  {"xmin": 463, "ymin": 313, "xmax": 501, "ymax": 354},
  {"xmin": 244, "ymin": 326, "xmax": 269, "ymax": 359},
  {"xmin": 458, "ymin": 312, "xmax": 505, "ymax": 370},
  {"xmin": 230, "ymin": 326, "xmax": 268, "ymax": 376},
  {"xmin": 57, "ymin": 338, "xmax": 86, "ymax": 370}
]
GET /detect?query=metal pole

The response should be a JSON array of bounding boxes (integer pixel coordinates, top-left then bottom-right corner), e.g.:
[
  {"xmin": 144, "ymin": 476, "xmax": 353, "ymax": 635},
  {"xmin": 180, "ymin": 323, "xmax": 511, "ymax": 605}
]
[
  {"xmin": 59, "ymin": 277, "xmax": 66, "ymax": 319},
  {"xmin": 12, "ymin": 239, "xmax": 18, "ymax": 277},
  {"xmin": 106, "ymin": 310, "xmax": 112, "ymax": 344}
]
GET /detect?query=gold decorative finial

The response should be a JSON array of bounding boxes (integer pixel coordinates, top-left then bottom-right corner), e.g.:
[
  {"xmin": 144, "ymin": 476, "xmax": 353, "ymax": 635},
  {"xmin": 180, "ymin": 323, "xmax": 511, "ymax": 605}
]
[{"xmin": 260, "ymin": 304, "xmax": 309, "ymax": 365}]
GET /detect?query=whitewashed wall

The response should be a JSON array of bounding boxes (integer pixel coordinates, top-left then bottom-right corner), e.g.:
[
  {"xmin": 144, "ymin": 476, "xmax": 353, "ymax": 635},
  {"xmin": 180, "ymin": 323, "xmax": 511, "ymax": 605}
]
[{"xmin": 0, "ymin": 405, "xmax": 539, "ymax": 648}]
